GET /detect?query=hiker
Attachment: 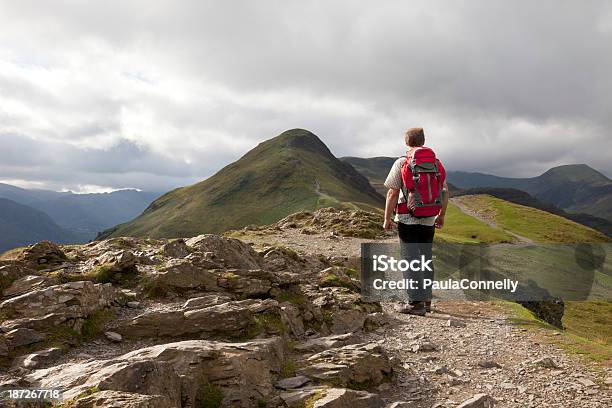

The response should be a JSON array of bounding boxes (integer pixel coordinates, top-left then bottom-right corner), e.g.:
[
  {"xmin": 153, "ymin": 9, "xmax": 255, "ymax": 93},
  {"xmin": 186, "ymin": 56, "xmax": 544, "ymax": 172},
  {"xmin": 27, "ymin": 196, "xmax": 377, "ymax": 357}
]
[{"xmin": 382, "ymin": 128, "xmax": 449, "ymax": 315}]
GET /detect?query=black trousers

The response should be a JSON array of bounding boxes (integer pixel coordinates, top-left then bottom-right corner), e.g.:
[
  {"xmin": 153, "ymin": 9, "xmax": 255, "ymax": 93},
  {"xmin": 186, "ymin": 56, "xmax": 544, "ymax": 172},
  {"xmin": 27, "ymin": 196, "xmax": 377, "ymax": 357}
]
[{"xmin": 398, "ymin": 222, "xmax": 435, "ymax": 302}]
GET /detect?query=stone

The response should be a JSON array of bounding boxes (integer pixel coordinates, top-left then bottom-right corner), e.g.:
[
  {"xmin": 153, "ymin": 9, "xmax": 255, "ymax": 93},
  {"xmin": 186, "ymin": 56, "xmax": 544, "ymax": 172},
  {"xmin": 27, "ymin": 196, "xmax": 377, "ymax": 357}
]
[
  {"xmin": 280, "ymin": 302, "xmax": 305, "ymax": 337},
  {"xmin": 577, "ymin": 378, "xmax": 596, "ymax": 387},
  {"xmin": 274, "ymin": 375, "xmax": 311, "ymax": 390},
  {"xmin": 3, "ymin": 275, "xmax": 49, "ymax": 297},
  {"xmin": 313, "ymin": 387, "xmax": 384, "ymax": 407},
  {"xmin": 126, "ymin": 301, "xmax": 141, "ymax": 309},
  {"xmin": 477, "ymin": 360, "xmax": 501, "ymax": 369},
  {"xmin": 74, "ymin": 390, "xmax": 175, "ymax": 408},
  {"xmin": 516, "ymin": 299, "xmax": 564, "ymax": 329},
  {"xmin": 93, "ymin": 249, "xmax": 136, "ymax": 272},
  {"xmin": 182, "ymin": 294, "xmax": 233, "ymax": 310},
  {"xmin": 532, "ymin": 356, "xmax": 559, "ymax": 369},
  {"xmin": 104, "ymin": 331, "xmax": 123, "ymax": 342},
  {"xmin": 19, "ymin": 241, "xmax": 67, "ymax": 266},
  {"xmin": 0, "ymin": 281, "xmax": 121, "ymax": 321},
  {"xmin": 447, "ymin": 319, "xmax": 466, "ymax": 328},
  {"xmin": 147, "ymin": 259, "xmax": 218, "ymax": 290},
  {"xmin": 26, "ymin": 338, "xmax": 285, "ymax": 406},
  {"xmin": 162, "ymin": 239, "xmax": 190, "ymax": 258},
  {"xmin": 294, "ymin": 334, "xmax": 358, "ymax": 352},
  {"xmin": 13, "ymin": 347, "xmax": 63, "ymax": 369},
  {"xmin": 186, "ymin": 234, "xmax": 263, "ymax": 269},
  {"xmin": 300, "ymin": 343, "xmax": 392, "ymax": 387},
  {"xmin": 3, "ymin": 328, "xmax": 46, "ymax": 348},
  {"xmin": 456, "ymin": 393, "xmax": 496, "ymax": 408}
]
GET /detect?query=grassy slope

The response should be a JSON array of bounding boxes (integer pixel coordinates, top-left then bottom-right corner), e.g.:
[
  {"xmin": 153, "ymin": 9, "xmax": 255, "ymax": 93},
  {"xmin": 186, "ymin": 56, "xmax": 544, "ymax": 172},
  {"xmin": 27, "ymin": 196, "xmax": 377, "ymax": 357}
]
[
  {"xmin": 106, "ymin": 129, "xmax": 383, "ymax": 238},
  {"xmin": 450, "ymin": 195, "xmax": 612, "ymax": 362},
  {"xmin": 436, "ymin": 202, "xmax": 515, "ymax": 244},
  {"xmin": 455, "ymin": 195, "xmax": 609, "ymax": 243}
]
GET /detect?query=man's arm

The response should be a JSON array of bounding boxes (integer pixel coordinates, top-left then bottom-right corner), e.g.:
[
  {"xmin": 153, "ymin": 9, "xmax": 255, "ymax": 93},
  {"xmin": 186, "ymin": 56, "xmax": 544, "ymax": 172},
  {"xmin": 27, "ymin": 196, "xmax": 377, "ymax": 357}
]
[
  {"xmin": 384, "ymin": 188, "xmax": 400, "ymax": 230},
  {"xmin": 435, "ymin": 181, "xmax": 449, "ymax": 229}
]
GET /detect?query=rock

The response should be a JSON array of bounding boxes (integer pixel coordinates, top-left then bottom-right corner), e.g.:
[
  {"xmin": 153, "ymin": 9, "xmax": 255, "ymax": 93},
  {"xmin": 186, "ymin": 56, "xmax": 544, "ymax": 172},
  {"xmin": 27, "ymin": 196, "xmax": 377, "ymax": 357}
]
[
  {"xmin": 182, "ymin": 294, "xmax": 233, "ymax": 310},
  {"xmin": 26, "ymin": 338, "xmax": 285, "ymax": 406},
  {"xmin": 216, "ymin": 268, "xmax": 274, "ymax": 298},
  {"xmin": 19, "ymin": 241, "xmax": 67, "ymax": 266},
  {"xmin": 74, "ymin": 390, "xmax": 175, "ymax": 408},
  {"xmin": 294, "ymin": 334, "xmax": 359, "ymax": 352},
  {"xmin": 516, "ymin": 299, "xmax": 564, "ymax": 329},
  {"xmin": 318, "ymin": 266, "xmax": 360, "ymax": 292},
  {"xmin": 0, "ymin": 281, "xmax": 120, "ymax": 320},
  {"xmin": 3, "ymin": 275, "xmax": 50, "ymax": 297},
  {"xmin": 532, "ymin": 356, "xmax": 559, "ymax": 369},
  {"xmin": 147, "ymin": 259, "xmax": 218, "ymax": 290},
  {"xmin": 604, "ymin": 377, "xmax": 612, "ymax": 385},
  {"xmin": 3, "ymin": 328, "xmax": 46, "ymax": 348},
  {"xmin": 411, "ymin": 341, "xmax": 438, "ymax": 352},
  {"xmin": 313, "ymin": 387, "xmax": 384, "ymax": 407},
  {"xmin": 13, "ymin": 347, "xmax": 63, "ymax": 369},
  {"xmin": 93, "ymin": 249, "xmax": 136, "ymax": 272},
  {"xmin": 456, "ymin": 393, "xmax": 496, "ymax": 408},
  {"xmin": 274, "ymin": 375, "xmax": 311, "ymax": 390},
  {"xmin": 447, "ymin": 319, "xmax": 466, "ymax": 328},
  {"xmin": 280, "ymin": 302, "xmax": 305, "ymax": 337},
  {"xmin": 126, "ymin": 301, "xmax": 141, "ymax": 309},
  {"xmin": 280, "ymin": 386, "xmax": 384, "ymax": 408},
  {"xmin": 386, "ymin": 403, "xmax": 417, "ymax": 408},
  {"xmin": 577, "ymin": 378, "xmax": 596, "ymax": 387},
  {"xmin": 104, "ymin": 331, "xmax": 123, "ymax": 342},
  {"xmin": 186, "ymin": 234, "xmax": 263, "ymax": 269},
  {"xmin": 477, "ymin": 360, "xmax": 501, "ymax": 369},
  {"xmin": 300, "ymin": 343, "xmax": 392, "ymax": 387},
  {"xmin": 118, "ymin": 299, "xmax": 279, "ymax": 339},
  {"xmin": 162, "ymin": 239, "xmax": 190, "ymax": 258}
]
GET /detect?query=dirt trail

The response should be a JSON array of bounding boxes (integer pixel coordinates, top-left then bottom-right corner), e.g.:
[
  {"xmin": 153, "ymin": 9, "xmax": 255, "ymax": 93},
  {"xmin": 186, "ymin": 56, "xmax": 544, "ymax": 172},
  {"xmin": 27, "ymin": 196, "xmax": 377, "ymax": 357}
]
[
  {"xmin": 241, "ymin": 230, "xmax": 611, "ymax": 407},
  {"xmin": 451, "ymin": 197, "xmax": 535, "ymax": 245}
]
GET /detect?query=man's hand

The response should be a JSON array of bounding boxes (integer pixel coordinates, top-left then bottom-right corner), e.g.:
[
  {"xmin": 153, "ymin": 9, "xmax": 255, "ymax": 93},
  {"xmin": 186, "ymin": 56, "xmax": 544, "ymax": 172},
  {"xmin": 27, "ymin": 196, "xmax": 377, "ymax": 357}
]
[
  {"xmin": 383, "ymin": 218, "xmax": 394, "ymax": 230},
  {"xmin": 434, "ymin": 213, "xmax": 445, "ymax": 229}
]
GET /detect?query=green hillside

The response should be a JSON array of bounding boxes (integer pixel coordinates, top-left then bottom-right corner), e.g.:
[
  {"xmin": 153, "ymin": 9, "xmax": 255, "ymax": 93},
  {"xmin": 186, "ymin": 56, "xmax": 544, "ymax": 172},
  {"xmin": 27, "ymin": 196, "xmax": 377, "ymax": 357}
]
[
  {"xmin": 454, "ymin": 195, "xmax": 610, "ymax": 243},
  {"xmin": 102, "ymin": 129, "xmax": 383, "ymax": 238}
]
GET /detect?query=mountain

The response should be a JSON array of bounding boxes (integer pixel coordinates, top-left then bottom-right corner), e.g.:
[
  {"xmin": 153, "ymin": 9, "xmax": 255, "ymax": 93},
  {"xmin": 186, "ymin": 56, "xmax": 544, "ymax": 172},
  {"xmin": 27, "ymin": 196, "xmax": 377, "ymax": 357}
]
[
  {"xmin": 340, "ymin": 156, "xmax": 396, "ymax": 196},
  {"xmin": 0, "ymin": 198, "xmax": 78, "ymax": 253},
  {"xmin": 447, "ymin": 164, "xmax": 612, "ymax": 221},
  {"xmin": 0, "ymin": 184, "xmax": 160, "ymax": 240},
  {"xmin": 340, "ymin": 158, "xmax": 612, "ymax": 222},
  {"xmin": 101, "ymin": 129, "xmax": 384, "ymax": 238}
]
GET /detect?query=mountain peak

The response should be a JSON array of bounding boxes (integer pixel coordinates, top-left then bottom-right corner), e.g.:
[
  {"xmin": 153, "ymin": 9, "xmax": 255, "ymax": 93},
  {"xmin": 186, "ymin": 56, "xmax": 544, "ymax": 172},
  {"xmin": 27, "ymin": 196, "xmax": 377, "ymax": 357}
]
[{"xmin": 541, "ymin": 164, "xmax": 610, "ymax": 184}]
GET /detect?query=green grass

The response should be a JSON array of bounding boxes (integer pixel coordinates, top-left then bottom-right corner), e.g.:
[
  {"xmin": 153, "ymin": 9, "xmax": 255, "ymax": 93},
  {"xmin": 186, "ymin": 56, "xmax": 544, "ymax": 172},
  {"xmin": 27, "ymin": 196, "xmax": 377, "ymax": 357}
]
[
  {"xmin": 102, "ymin": 129, "xmax": 383, "ymax": 238},
  {"xmin": 456, "ymin": 195, "xmax": 609, "ymax": 243},
  {"xmin": 504, "ymin": 301, "xmax": 612, "ymax": 363},
  {"xmin": 436, "ymin": 202, "xmax": 515, "ymax": 244}
]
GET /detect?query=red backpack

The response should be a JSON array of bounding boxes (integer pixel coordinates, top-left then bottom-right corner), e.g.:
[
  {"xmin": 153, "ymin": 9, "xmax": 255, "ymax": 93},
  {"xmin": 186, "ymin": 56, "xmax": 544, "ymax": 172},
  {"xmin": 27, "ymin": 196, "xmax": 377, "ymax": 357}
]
[{"xmin": 397, "ymin": 147, "xmax": 445, "ymax": 218}]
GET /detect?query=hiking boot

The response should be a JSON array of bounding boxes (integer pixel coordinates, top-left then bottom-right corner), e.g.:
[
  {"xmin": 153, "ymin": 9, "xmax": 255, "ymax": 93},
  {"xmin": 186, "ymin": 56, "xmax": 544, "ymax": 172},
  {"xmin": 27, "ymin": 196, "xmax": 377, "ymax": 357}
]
[
  {"xmin": 425, "ymin": 300, "xmax": 432, "ymax": 313},
  {"xmin": 396, "ymin": 301, "xmax": 426, "ymax": 316}
]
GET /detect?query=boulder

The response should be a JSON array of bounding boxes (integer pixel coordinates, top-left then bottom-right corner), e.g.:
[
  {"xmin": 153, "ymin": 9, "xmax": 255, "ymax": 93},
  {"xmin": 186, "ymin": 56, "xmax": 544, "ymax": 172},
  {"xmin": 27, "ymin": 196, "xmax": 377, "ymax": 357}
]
[
  {"xmin": 162, "ymin": 239, "xmax": 190, "ymax": 258},
  {"xmin": 186, "ymin": 234, "xmax": 263, "ymax": 269},
  {"xmin": 0, "ymin": 281, "xmax": 121, "ymax": 321},
  {"xmin": 19, "ymin": 241, "xmax": 67, "ymax": 266},
  {"xmin": 299, "ymin": 343, "xmax": 392, "ymax": 387},
  {"xmin": 13, "ymin": 347, "xmax": 64, "ymax": 369},
  {"xmin": 26, "ymin": 338, "xmax": 285, "ymax": 407},
  {"xmin": 3, "ymin": 327, "xmax": 46, "ymax": 348},
  {"xmin": 148, "ymin": 259, "xmax": 218, "ymax": 290},
  {"xmin": 3, "ymin": 274, "xmax": 50, "ymax": 298},
  {"xmin": 294, "ymin": 334, "xmax": 359, "ymax": 353},
  {"xmin": 216, "ymin": 269, "xmax": 274, "ymax": 298}
]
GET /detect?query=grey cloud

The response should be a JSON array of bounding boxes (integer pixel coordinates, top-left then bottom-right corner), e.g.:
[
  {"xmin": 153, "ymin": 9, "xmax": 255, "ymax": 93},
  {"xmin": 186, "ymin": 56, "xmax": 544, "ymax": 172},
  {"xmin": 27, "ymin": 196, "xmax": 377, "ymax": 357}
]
[{"xmin": 0, "ymin": 0, "xmax": 610, "ymax": 192}]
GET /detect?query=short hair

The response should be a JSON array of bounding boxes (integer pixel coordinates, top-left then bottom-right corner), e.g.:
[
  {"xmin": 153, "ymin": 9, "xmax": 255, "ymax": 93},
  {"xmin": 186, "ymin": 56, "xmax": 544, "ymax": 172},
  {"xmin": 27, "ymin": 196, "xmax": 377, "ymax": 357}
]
[{"xmin": 405, "ymin": 128, "xmax": 425, "ymax": 147}]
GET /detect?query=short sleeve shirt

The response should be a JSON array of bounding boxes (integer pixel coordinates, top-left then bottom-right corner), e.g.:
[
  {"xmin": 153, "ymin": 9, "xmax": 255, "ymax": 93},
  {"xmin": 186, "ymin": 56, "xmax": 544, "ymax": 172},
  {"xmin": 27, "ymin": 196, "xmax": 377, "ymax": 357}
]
[{"xmin": 384, "ymin": 156, "xmax": 446, "ymax": 226}]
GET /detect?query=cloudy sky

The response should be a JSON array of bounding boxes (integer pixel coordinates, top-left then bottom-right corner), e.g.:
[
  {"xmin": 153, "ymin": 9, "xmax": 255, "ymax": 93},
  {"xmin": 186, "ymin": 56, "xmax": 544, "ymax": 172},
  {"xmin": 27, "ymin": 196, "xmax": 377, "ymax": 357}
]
[{"xmin": 1, "ymin": 1, "xmax": 611, "ymax": 193}]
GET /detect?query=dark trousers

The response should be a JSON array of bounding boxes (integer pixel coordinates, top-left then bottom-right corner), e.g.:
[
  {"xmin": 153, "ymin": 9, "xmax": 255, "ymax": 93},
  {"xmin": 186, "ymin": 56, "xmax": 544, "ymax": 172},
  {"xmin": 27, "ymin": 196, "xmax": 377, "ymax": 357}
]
[{"xmin": 398, "ymin": 222, "xmax": 435, "ymax": 302}]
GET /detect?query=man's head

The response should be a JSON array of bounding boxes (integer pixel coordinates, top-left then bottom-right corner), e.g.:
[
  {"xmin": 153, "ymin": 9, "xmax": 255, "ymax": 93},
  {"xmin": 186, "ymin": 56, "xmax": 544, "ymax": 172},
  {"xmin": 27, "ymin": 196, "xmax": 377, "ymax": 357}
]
[{"xmin": 405, "ymin": 128, "xmax": 425, "ymax": 147}]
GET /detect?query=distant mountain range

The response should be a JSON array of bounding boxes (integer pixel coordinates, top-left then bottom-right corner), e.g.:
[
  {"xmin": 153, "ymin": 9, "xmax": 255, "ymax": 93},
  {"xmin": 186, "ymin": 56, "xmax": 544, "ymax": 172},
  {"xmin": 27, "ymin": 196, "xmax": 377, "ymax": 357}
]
[
  {"xmin": 0, "ymin": 184, "xmax": 160, "ymax": 251},
  {"xmin": 342, "ymin": 157, "xmax": 611, "ymax": 219},
  {"xmin": 100, "ymin": 129, "xmax": 383, "ymax": 239},
  {"xmin": 0, "ymin": 198, "xmax": 78, "ymax": 253}
]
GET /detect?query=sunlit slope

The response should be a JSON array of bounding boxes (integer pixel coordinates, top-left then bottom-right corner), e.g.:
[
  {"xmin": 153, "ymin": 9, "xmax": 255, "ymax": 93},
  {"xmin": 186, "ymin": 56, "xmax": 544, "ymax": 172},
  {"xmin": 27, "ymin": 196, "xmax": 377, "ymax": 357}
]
[
  {"xmin": 102, "ymin": 129, "xmax": 383, "ymax": 238},
  {"xmin": 453, "ymin": 195, "xmax": 609, "ymax": 243}
]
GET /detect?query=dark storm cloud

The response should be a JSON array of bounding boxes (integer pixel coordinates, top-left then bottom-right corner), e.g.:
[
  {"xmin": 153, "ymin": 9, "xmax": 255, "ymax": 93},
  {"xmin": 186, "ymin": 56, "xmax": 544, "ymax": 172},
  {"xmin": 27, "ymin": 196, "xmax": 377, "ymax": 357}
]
[{"xmin": 0, "ymin": 0, "xmax": 610, "ymax": 192}]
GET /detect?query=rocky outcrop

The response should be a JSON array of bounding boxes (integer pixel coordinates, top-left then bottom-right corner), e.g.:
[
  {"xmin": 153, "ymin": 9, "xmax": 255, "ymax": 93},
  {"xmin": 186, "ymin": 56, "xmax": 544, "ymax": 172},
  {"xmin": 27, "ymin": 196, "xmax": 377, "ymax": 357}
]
[{"xmin": 26, "ymin": 338, "xmax": 285, "ymax": 407}]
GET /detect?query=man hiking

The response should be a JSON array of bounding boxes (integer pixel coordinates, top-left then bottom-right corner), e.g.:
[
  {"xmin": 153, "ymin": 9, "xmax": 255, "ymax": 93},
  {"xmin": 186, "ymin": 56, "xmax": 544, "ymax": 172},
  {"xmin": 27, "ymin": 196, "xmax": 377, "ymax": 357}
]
[{"xmin": 383, "ymin": 128, "xmax": 449, "ymax": 315}]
